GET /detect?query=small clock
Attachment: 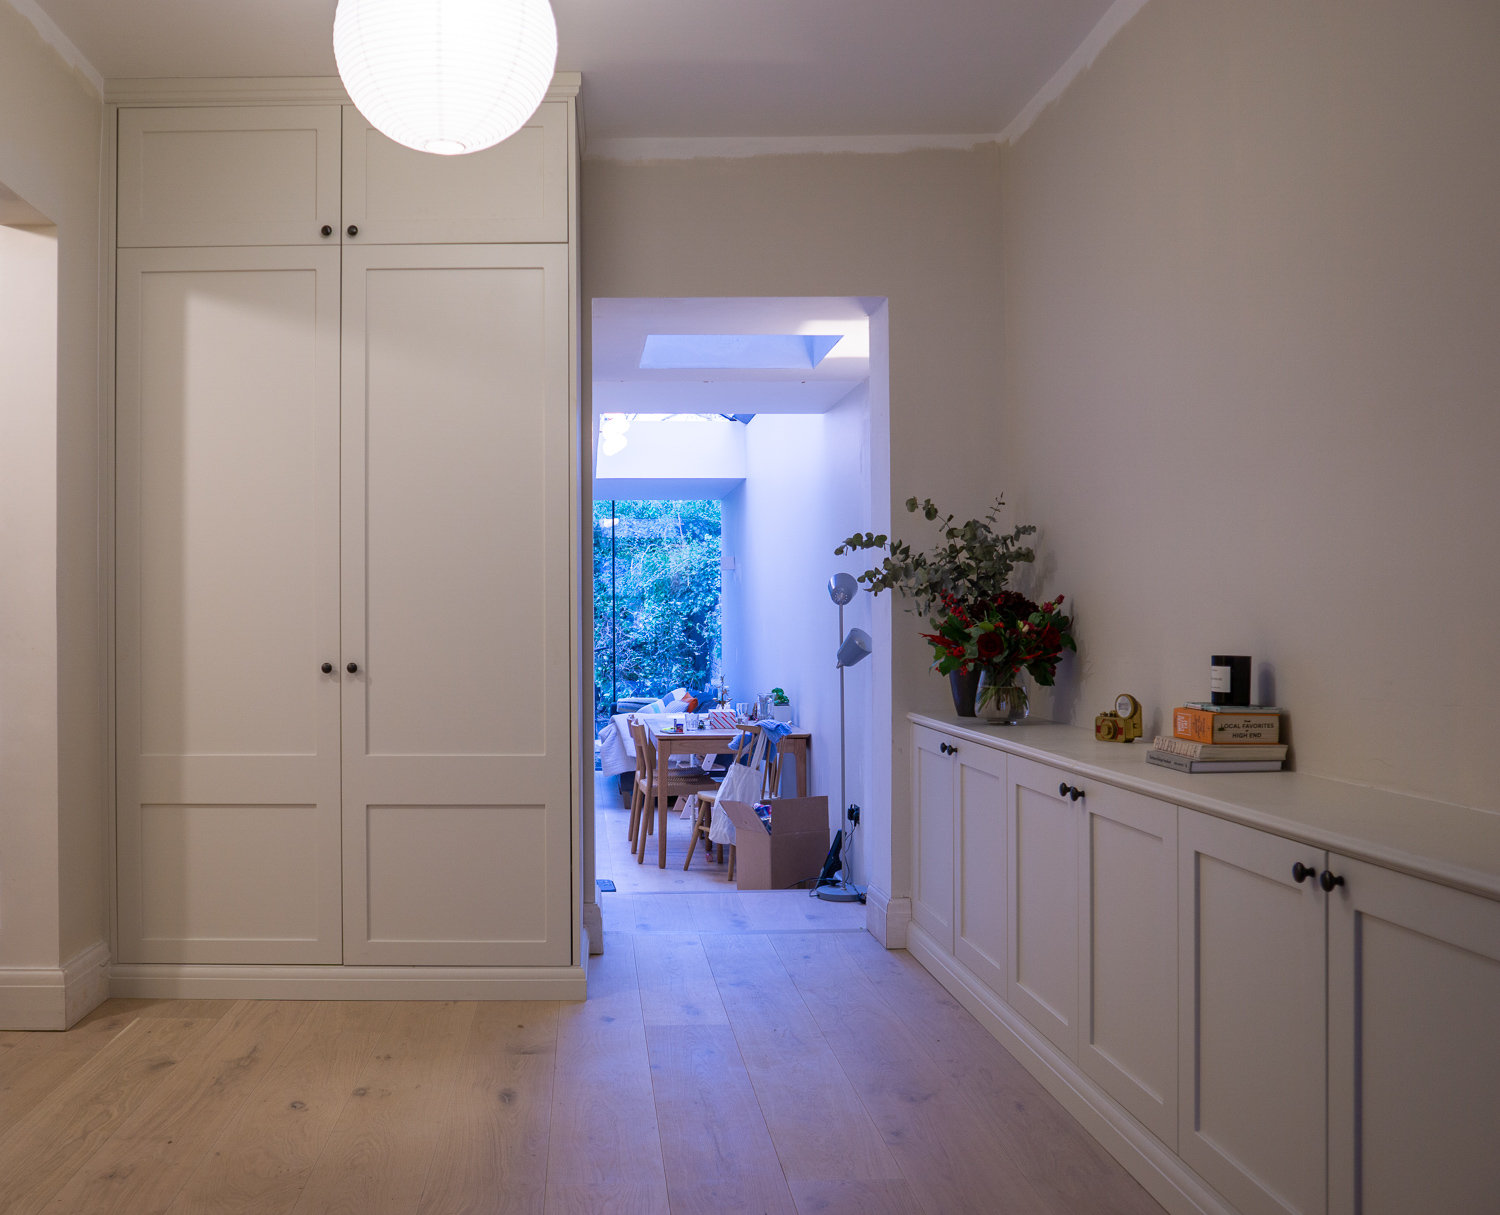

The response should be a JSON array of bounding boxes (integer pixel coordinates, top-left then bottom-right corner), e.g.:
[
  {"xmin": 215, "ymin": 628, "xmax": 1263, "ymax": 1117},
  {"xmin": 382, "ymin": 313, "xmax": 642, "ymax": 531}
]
[{"xmin": 1096, "ymin": 693, "xmax": 1144, "ymax": 742}]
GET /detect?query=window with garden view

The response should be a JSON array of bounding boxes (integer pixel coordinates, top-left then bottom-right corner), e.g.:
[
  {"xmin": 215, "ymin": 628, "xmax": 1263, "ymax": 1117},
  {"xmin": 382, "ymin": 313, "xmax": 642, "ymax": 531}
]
[{"xmin": 594, "ymin": 500, "xmax": 722, "ymax": 729}]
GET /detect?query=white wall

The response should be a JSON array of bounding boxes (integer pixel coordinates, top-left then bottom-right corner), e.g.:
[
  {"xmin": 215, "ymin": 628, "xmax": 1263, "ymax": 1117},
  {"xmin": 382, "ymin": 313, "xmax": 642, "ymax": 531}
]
[
  {"xmin": 1000, "ymin": 0, "xmax": 1500, "ymax": 810},
  {"xmin": 0, "ymin": 1, "xmax": 105, "ymax": 1026},
  {"xmin": 720, "ymin": 386, "xmax": 874, "ymax": 879}
]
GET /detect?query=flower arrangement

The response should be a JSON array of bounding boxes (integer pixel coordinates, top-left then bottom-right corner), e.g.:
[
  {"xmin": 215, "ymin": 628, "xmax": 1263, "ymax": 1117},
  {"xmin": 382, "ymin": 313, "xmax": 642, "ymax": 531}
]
[{"xmin": 836, "ymin": 496, "xmax": 1075, "ymax": 717}]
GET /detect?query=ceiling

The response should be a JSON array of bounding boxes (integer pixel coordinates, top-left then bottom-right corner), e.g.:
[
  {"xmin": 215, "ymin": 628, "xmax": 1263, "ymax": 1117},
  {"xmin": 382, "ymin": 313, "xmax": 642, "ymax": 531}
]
[
  {"xmin": 592, "ymin": 296, "xmax": 874, "ymax": 417},
  {"xmin": 34, "ymin": 0, "xmax": 1119, "ymax": 140}
]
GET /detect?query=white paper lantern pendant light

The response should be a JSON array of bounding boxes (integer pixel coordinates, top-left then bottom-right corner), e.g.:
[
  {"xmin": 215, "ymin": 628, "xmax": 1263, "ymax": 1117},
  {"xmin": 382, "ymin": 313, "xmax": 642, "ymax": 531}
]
[{"xmin": 334, "ymin": 0, "xmax": 558, "ymax": 156}]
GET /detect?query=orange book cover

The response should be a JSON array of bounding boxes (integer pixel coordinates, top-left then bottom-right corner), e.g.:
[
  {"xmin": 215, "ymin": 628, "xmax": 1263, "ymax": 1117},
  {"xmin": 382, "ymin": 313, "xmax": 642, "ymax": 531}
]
[{"xmin": 1173, "ymin": 707, "xmax": 1281, "ymax": 744}]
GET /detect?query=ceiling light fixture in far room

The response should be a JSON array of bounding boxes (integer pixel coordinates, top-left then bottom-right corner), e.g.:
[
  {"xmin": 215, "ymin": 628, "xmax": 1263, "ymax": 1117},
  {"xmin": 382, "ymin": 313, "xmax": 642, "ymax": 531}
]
[
  {"xmin": 333, "ymin": 0, "xmax": 558, "ymax": 156},
  {"xmin": 639, "ymin": 333, "xmax": 846, "ymax": 370}
]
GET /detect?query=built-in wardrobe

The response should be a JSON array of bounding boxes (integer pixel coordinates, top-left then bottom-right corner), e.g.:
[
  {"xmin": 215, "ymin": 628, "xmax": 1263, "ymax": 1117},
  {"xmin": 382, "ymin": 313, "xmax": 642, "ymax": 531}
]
[{"xmin": 108, "ymin": 77, "xmax": 584, "ymax": 999}]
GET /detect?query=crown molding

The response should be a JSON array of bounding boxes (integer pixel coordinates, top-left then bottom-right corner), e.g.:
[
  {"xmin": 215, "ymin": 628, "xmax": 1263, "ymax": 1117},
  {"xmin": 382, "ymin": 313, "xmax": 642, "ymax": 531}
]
[
  {"xmin": 585, "ymin": 131, "xmax": 998, "ymax": 162},
  {"xmin": 7, "ymin": 0, "xmax": 103, "ymax": 95},
  {"xmin": 999, "ymin": 0, "xmax": 1151, "ymax": 145},
  {"xmin": 106, "ymin": 70, "xmax": 581, "ymax": 108}
]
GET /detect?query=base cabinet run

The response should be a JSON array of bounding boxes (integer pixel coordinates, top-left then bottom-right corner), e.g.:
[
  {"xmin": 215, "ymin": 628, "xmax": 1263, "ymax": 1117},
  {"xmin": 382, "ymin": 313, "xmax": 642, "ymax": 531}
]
[{"xmin": 910, "ymin": 721, "xmax": 1500, "ymax": 1215}]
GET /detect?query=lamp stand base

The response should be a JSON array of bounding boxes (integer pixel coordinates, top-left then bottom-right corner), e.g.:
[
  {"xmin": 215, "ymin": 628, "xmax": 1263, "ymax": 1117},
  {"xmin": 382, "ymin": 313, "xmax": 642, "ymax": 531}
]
[{"xmin": 815, "ymin": 883, "xmax": 866, "ymax": 904}]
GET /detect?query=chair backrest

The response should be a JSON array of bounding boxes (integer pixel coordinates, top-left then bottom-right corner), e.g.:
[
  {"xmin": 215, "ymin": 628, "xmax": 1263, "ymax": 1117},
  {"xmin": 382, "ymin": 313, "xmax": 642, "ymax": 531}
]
[{"xmin": 629, "ymin": 719, "xmax": 656, "ymax": 775}]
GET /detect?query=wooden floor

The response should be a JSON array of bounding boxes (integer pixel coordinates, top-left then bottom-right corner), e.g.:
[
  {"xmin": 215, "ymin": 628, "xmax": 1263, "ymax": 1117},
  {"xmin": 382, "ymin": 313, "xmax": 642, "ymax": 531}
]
[
  {"xmin": 594, "ymin": 772, "xmax": 746, "ymax": 893},
  {"xmin": 0, "ymin": 902, "xmax": 1166, "ymax": 1214}
]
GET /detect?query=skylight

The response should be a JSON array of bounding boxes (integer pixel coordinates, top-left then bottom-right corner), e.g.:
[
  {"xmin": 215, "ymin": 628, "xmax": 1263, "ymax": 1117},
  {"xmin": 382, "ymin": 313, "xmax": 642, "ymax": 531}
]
[{"xmin": 639, "ymin": 333, "xmax": 846, "ymax": 370}]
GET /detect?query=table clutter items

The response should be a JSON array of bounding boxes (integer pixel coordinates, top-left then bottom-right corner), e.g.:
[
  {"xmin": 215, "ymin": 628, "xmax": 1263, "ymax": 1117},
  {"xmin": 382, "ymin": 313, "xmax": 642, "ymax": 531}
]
[
  {"xmin": 836, "ymin": 495, "xmax": 1073, "ymax": 720},
  {"xmin": 1095, "ymin": 693, "xmax": 1144, "ymax": 742},
  {"xmin": 1148, "ymin": 700, "xmax": 1286, "ymax": 773}
]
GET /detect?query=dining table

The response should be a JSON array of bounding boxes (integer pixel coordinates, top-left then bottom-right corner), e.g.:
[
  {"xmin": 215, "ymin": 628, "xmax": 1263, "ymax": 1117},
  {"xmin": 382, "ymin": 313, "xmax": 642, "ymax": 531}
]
[{"xmin": 640, "ymin": 717, "xmax": 812, "ymax": 869}]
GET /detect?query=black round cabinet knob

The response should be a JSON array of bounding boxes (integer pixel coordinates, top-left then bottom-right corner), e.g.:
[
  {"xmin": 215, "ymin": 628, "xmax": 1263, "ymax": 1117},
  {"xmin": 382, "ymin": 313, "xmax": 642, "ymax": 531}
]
[
  {"xmin": 1292, "ymin": 861, "xmax": 1316, "ymax": 884},
  {"xmin": 1059, "ymin": 783, "xmax": 1069, "ymax": 797},
  {"xmin": 1319, "ymin": 869, "xmax": 1345, "ymax": 892},
  {"xmin": 347, "ymin": 661, "xmax": 359, "ymax": 674},
  {"xmin": 321, "ymin": 662, "xmax": 333, "ymax": 674},
  {"xmin": 320, "ymin": 224, "xmax": 333, "ymax": 237},
  {"xmin": 347, "ymin": 224, "xmax": 358, "ymax": 237}
]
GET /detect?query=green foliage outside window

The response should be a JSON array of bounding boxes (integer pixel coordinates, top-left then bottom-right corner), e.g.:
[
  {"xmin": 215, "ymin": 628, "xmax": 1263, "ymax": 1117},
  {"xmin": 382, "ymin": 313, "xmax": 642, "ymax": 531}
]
[{"xmin": 594, "ymin": 500, "xmax": 722, "ymax": 724}]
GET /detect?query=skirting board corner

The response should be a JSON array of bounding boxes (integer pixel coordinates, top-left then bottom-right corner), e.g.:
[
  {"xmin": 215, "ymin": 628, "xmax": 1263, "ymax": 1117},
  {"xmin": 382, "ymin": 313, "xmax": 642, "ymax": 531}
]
[{"xmin": 0, "ymin": 939, "xmax": 111, "ymax": 1030}]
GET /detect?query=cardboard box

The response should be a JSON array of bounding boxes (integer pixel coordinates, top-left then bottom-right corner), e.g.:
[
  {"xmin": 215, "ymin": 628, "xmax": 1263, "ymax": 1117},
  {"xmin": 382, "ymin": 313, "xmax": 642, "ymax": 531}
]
[{"xmin": 719, "ymin": 796, "xmax": 830, "ymax": 891}]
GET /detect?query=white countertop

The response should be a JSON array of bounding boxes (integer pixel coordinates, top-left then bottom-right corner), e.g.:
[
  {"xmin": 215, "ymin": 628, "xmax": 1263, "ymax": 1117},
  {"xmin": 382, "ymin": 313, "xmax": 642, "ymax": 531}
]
[{"xmin": 910, "ymin": 714, "xmax": 1500, "ymax": 901}]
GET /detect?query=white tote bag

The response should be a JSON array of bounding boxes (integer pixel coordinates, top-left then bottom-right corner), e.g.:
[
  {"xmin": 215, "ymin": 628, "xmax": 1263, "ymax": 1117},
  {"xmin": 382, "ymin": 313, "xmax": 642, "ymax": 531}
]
[{"xmin": 709, "ymin": 731, "xmax": 768, "ymax": 846}]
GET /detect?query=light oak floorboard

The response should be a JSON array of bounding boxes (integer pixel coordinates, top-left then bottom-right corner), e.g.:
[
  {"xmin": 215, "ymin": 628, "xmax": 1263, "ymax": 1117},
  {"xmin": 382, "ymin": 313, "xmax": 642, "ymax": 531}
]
[
  {"xmin": 632, "ymin": 933, "xmax": 729, "ymax": 1027},
  {"xmin": 772, "ymin": 934, "xmax": 1054, "ymax": 1215},
  {"xmin": 545, "ymin": 933, "xmax": 669, "ymax": 1214},
  {"xmin": 42, "ymin": 1000, "xmax": 311, "ymax": 1215},
  {"xmin": 0, "ymin": 1006, "xmax": 144, "ymax": 1140},
  {"xmin": 699, "ymin": 934, "xmax": 901, "ymax": 1187},
  {"xmin": 166, "ymin": 1001, "xmax": 398, "ymax": 1215},
  {"xmin": 836, "ymin": 933, "xmax": 1167, "ymax": 1215},
  {"xmin": 787, "ymin": 1178, "xmax": 928, "ymax": 1215},
  {"xmin": 289, "ymin": 1001, "xmax": 478, "ymax": 1215},
  {"xmin": 0, "ymin": 1014, "xmax": 219, "ymax": 1215},
  {"xmin": 416, "ymin": 1001, "xmax": 559, "ymax": 1215}
]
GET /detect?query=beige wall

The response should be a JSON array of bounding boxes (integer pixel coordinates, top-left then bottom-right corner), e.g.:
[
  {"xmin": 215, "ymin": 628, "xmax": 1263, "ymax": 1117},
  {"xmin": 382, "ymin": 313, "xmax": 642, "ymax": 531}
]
[
  {"xmin": 583, "ymin": 150, "xmax": 1003, "ymax": 905},
  {"xmin": 0, "ymin": 2, "xmax": 105, "ymax": 994},
  {"xmin": 1000, "ymin": 0, "xmax": 1500, "ymax": 809}
]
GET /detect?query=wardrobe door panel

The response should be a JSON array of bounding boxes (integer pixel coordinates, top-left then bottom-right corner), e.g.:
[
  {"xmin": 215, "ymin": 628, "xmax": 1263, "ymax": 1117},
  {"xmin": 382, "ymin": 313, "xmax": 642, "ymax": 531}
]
[
  {"xmin": 341, "ymin": 244, "xmax": 573, "ymax": 966},
  {"xmin": 341, "ymin": 102, "xmax": 568, "ymax": 243},
  {"xmin": 116, "ymin": 246, "xmax": 343, "ymax": 963},
  {"xmin": 118, "ymin": 106, "xmax": 342, "ymax": 248}
]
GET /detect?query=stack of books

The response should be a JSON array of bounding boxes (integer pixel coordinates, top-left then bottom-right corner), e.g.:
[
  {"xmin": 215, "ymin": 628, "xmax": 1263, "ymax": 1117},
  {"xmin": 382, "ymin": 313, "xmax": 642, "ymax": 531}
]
[{"xmin": 1146, "ymin": 703, "xmax": 1287, "ymax": 773}]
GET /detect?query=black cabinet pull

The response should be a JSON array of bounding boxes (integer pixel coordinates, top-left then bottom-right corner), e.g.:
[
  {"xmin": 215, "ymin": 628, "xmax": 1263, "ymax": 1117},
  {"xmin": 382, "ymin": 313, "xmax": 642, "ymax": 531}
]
[
  {"xmin": 347, "ymin": 224, "xmax": 358, "ymax": 237},
  {"xmin": 347, "ymin": 661, "xmax": 359, "ymax": 673},
  {"xmin": 1057, "ymin": 783, "xmax": 1084, "ymax": 801},
  {"xmin": 1319, "ymin": 869, "xmax": 1345, "ymax": 892},
  {"xmin": 1059, "ymin": 782, "xmax": 1069, "ymax": 797},
  {"xmin": 321, "ymin": 662, "xmax": 333, "ymax": 674},
  {"xmin": 1292, "ymin": 861, "xmax": 1316, "ymax": 883},
  {"xmin": 320, "ymin": 224, "xmax": 333, "ymax": 237},
  {"xmin": 939, "ymin": 742, "xmax": 956, "ymax": 755}
]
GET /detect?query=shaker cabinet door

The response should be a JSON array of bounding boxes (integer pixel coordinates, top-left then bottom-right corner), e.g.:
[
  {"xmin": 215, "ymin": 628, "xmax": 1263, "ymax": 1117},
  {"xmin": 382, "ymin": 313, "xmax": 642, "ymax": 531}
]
[
  {"xmin": 1077, "ymin": 782, "xmax": 1178, "ymax": 1148},
  {"xmin": 118, "ymin": 106, "xmax": 342, "ymax": 248},
  {"xmin": 911, "ymin": 726, "xmax": 956, "ymax": 952},
  {"xmin": 954, "ymin": 744, "xmax": 1008, "ymax": 996},
  {"xmin": 1006, "ymin": 757, "xmax": 1080, "ymax": 1060},
  {"xmin": 341, "ymin": 102, "xmax": 568, "ymax": 244},
  {"xmin": 1328, "ymin": 856, "xmax": 1500, "ymax": 1215},
  {"xmin": 1178, "ymin": 810, "xmax": 1327, "ymax": 1215}
]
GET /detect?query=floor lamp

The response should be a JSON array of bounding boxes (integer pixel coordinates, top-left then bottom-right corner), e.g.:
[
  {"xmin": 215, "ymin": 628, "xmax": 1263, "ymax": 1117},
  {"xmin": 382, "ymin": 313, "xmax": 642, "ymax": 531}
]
[{"xmin": 818, "ymin": 573, "xmax": 872, "ymax": 903}]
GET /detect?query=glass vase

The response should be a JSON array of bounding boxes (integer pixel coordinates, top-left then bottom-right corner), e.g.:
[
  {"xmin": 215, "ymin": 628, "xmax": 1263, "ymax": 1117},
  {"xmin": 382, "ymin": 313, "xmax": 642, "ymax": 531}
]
[{"xmin": 976, "ymin": 670, "xmax": 1029, "ymax": 724}]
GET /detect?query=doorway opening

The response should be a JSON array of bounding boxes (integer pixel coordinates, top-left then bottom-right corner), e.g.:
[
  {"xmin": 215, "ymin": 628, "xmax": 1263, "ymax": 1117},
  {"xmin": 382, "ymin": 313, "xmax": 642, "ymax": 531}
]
[{"xmin": 590, "ymin": 297, "xmax": 887, "ymax": 906}]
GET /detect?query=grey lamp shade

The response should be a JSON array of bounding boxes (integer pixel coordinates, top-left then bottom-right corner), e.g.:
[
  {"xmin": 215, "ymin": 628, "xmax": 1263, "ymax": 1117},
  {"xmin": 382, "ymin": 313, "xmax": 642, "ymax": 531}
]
[
  {"xmin": 836, "ymin": 627, "xmax": 873, "ymax": 668},
  {"xmin": 828, "ymin": 572, "xmax": 858, "ymax": 605}
]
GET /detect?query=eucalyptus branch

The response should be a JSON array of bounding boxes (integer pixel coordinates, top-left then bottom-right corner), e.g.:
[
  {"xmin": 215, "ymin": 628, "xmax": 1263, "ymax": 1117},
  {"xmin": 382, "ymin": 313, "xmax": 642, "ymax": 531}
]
[{"xmin": 835, "ymin": 496, "xmax": 1036, "ymax": 618}]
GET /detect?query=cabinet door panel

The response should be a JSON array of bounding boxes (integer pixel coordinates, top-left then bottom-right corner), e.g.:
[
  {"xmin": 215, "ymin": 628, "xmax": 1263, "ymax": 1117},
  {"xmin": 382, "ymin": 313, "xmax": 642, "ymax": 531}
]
[
  {"xmin": 115, "ymin": 246, "xmax": 343, "ymax": 963},
  {"xmin": 340, "ymin": 244, "xmax": 572, "ymax": 966},
  {"xmin": 118, "ymin": 106, "xmax": 342, "ymax": 248},
  {"xmin": 1078, "ymin": 784, "xmax": 1177, "ymax": 1148},
  {"xmin": 1329, "ymin": 856, "xmax": 1500, "ymax": 1215},
  {"xmin": 911, "ymin": 726, "xmax": 955, "ymax": 951},
  {"xmin": 1007, "ymin": 757, "xmax": 1080, "ymax": 1059},
  {"xmin": 1179, "ymin": 810, "xmax": 1327, "ymax": 1215},
  {"xmin": 955, "ymin": 744, "xmax": 1007, "ymax": 996},
  {"xmin": 341, "ymin": 103, "xmax": 568, "ymax": 243}
]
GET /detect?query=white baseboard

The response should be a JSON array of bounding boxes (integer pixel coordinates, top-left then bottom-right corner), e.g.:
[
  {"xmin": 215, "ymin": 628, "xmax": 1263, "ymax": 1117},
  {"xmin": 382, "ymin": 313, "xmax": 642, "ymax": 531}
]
[
  {"xmin": 582, "ymin": 901, "xmax": 604, "ymax": 955},
  {"xmin": 905, "ymin": 923, "xmax": 1236, "ymax": 1215},
  {"xmin": 864, "ymin": 884, "xmax": 911, "ymax": 948},
  {"xmin": 109, "ymin": 961, "xmax": 587, "ymax": 1002},
  {"xmin": 0, "ymin": 939, "xmax": 111, "ymax": 1030}
]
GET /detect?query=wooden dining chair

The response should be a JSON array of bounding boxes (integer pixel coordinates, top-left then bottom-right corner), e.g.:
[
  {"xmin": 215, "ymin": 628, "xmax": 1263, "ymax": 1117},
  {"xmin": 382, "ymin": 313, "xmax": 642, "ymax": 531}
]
[
  {"xmin": 632, "ymin": 720, "xmax": 717, "ymax": 866},
  {"xmin": 625, "ymin": 716, "xmax": 650, "ymax": 853}
]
